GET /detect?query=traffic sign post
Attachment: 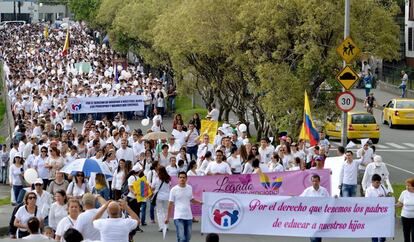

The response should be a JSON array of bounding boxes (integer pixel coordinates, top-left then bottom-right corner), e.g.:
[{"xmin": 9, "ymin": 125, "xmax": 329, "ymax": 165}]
[
  {"xmin": 336, "ymin": 65, "xmax": 360, "ymax": 90},
  {"xmin": 336, "ymin": 91, "xmax": 356, "ymax": 112}
]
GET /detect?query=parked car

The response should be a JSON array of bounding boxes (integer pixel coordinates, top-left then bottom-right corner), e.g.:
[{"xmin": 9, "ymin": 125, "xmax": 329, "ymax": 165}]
[
  {"xmin": 325, "ymin": 112, "xmax": 380, "ymax": 144},
  {"xmin": 381, "ymin": 98, "xmax": 414, "ymax": 128}
]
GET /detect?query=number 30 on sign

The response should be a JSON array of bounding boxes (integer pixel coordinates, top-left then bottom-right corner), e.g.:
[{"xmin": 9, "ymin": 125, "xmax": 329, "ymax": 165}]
[{"xmin": 336, "ymin": 91, "xmax": 356, "ymax": 112}]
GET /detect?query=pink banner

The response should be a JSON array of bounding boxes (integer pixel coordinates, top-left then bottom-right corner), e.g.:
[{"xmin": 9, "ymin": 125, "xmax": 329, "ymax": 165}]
[{"xmin": 171, "ymin": 169, "xmax": 331, "ymax": 216}]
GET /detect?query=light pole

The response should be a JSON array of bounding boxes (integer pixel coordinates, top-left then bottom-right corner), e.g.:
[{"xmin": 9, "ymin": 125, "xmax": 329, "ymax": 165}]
[{"xmin": 341, "ymin": 0, "xmax": 350, "ymax": 147}]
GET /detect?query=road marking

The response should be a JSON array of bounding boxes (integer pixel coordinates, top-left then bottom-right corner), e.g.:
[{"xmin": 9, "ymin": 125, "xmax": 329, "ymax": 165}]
[
  {"xmin": 403, "ymin": 143, "xmax": 414, "ymax": 148},
  {"xmin": 375, "ymin": 144, "xmax": 388, "ymax": 149},
  {"xmin": 386, "ymin": 143, "xmax": 406, "ymax": 149},
  {"xmin": 385, "ymin": 163, "xmax": 414, "ymax": 175}
]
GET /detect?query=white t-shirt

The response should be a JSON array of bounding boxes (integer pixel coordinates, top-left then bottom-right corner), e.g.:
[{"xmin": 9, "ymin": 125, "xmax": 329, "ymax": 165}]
[
  {"xmin": 339, "ymin": 159, "xmax": 363, "ymax": 185},
  {"xmin": 365, "ymin": 185, "xmax": 388, "ymax": 198},
  {"xmin": 300, "ymin": 186, "xmax": 330, "ymax": 197},
  {"xmin": 127, "ymin": 175, "xmax": 138, "ymax": 199},
  {"xmin": 242, "ymin": 162, "xmax": 254, "ymax": 174},
  {"xmin": 93, "ymin": 218, "xmax": 138, "ymax": 242},
  {"xmin": 22, "ymin": 234, "xmax": 50, "ymax": 240},
  {"xmin": 151, "ymin": 177, "xmax": 170, "ymax": 201},
  {"xmin": 205, "ymin": 161, "xmax": 231, "ymax": 175},
  {"xmin": 399, "ymin": 190, "xmax": 414, "ymax": 218},
  {"xmin": 169, "ymin": 184, "xmax": 193, "ymax": 220},
  {"xmin": 259, "ymin": 146, "xmax": 274, "ymax": 164},
  {"xmin": 75, "ymin": 209, "xmax": 101, "ymax": 241},
  {"xmin": 226, "ymin": 155, "xmax": 242, "ymax": 173},
  {"xmin": 15, "ymin": 206, "xmax": 44, "ymax": 234},
  {"xmin": 55, "ymin": 216, "xmax": 77, "ymax": 241},
  {"xmin": 166, "ymin": 165, "xmax": 179, "ymax": 177},
  {"xmin": 48, "ymin": 202, "xmax": 67, "ymax": 230}
]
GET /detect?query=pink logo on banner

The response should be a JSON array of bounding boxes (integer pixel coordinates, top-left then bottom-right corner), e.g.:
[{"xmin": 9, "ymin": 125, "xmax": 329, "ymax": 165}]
[{"xmin": 171, "ymin": 169, "xmax": 331, "ymax": 216}]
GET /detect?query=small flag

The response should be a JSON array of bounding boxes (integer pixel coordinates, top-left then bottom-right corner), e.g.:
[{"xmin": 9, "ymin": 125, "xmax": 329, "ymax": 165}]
[
  {"xmin": 61, "ymin": 29, "xmax": 70, "ymax": 56},
  {"xmin": 132, "ymin": 176, "xmax": 153, "ymax": 202},
  {"xmin": 299, "ymin": 91, "xmax": 320, "ymax": 146}
]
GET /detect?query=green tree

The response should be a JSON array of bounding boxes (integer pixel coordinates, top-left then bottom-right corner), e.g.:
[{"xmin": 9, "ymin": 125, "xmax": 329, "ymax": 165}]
[{"xmin": 68, "ymin": 0, "xmax": 101, "ymax": 24}]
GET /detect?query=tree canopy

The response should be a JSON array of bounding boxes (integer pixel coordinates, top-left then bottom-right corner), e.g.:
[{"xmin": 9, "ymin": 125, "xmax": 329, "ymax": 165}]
[{"xmin": 69, "ymin": 0, "xmax": 401, "ymax": 139}]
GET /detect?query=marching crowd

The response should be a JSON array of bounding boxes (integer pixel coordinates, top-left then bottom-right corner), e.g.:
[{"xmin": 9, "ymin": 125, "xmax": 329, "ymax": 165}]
[{"xmin": 0, "ymin": 22, "xmax": 413, "ymax": 242}]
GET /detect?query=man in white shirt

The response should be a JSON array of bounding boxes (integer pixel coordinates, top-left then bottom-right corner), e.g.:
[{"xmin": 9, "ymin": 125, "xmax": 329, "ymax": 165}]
[
  {"xmin": 165, "ymin": 171, "xmax": 202, "ymax": 242},
  {"xmin": 75, "ymin": 193, "xmax": 103, "ymax": 241},
  {"xmin": 205, "ymin": 150, "xmax": 232, "ymax": 175},
  {"xmin": 168, "ymin": 136, "xmax": 181, "ymax": 156},
  {"xmin": 197, "ymin": 134, "xmax": 215, "ymax": 159},
  {"xmin": 357, "ymin": 140, "xmax": 374, "ymax": 195},
  {"xmin": 116, "ymin": 138, "xmax": 134, "ymax": 162},
  {"xmin": 258, "ymin": 137, "xmax": 274, "ymax": 165},
  {"xmin": 300, "ymin": 174, "xmax": 329, "ymax": 242},
  {"xmin": 93, "ymin": 199, "xmax": 140, "ymax": 242},
  {"xmin": 339, "ymin": 151, "xmax": 363, "ymax": 197},
  {"xmin": 361, "ymin": 155, "xmax": 393, "ymax": 194},
  {"xmin": 300, "ymin": 174, "xmax": 330, "ymax": 197},
  {"xmin": 208, "ymin": 104, "xmax": 219, "ymax": 121}
]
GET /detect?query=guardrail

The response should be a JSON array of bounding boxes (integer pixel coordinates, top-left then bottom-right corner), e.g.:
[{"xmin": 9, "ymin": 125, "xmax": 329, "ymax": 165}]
[{"xmin": 378, "ymin": 80, "xmax": 414, "ymax": 98}]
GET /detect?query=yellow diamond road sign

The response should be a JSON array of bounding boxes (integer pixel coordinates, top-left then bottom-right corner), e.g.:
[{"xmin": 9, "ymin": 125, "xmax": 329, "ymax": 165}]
[
  {"xmin": 336, "ymin": 65, "xmax": 360, "ymax": 90},
  {"xmin": 336, "ymin": 37, "xmax": 360, "ymax": 63}
]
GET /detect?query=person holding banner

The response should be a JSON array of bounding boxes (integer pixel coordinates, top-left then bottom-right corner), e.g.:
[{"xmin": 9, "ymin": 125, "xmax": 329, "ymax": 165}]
[
  {"xmin": 300, "ymin": 174, "xmax": 329, "ymax": 242},
  {"xmin": 204, "ymin": 150, "xmax": 231, "ymax": 176},
  {"xmin": 339, "ymin": 151, "xmax": 363, "ymax": 197},
  {"xmin": 165, "ymin": 171, "xmax": 202, "ymax": 242},
  {"xmin": 397, "ymin": 178, "xmax": 414, "ymax": 242}
]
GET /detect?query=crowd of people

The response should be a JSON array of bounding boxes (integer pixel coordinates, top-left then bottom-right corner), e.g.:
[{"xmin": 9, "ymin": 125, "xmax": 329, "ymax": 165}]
[{"xmin": 0, "ymin": 22, "xmax": 413, "ymax": 242}]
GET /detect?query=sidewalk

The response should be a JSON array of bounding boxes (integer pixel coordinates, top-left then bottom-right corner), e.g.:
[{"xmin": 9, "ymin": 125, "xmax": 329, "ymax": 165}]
[{"xmin": 0, "ymin": 185, "xmax": 12, "ymax": 237}]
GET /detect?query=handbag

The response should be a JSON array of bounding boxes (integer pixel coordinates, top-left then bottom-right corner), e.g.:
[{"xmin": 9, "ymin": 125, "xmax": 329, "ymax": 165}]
[{"xmin": 150, "ymin": 181, "xmax": 164, "ymax": 206}]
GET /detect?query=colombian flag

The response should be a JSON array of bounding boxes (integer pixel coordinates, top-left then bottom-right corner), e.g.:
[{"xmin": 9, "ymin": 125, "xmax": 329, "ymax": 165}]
[
  {"xmin": 299, "ymin": 91, "xmax": 320, "ymax": 146},
  {"xmin": 43, "ymin": 25, "xmax": 49, "ymax": 39},
  {"xmin": 132, "ymin": 176, "xmax": 153, "ymax": 202},
  {"xmin": 61, "ymin": 29, "xmax": 70, "ymax": 57}
]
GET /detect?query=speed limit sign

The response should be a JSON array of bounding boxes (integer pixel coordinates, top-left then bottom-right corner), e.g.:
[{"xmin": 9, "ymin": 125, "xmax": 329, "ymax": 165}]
[{"xmin": 336, "ymin": 91, "xmax": 356, "ymax": 112}]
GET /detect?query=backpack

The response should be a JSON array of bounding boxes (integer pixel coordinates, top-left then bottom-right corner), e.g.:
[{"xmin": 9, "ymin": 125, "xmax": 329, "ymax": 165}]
[{"xmin": 121, "ymin": 174, "xmax": 136, "ymax": 197}]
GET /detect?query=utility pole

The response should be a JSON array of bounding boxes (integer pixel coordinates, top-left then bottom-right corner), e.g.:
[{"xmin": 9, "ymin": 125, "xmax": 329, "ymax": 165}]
[{"xmin": 341, "ymin": 0, "xmax": 350, "ymax": 147}]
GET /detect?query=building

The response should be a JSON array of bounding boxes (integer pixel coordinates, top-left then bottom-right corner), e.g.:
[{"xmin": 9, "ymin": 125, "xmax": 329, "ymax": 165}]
[
  {"xmin": 406, "ymin": 0, "xmax": 414, "ymax": 66},
  {"xmin": 0, "ymin": 0, "xmax": 69, "ymax": 23}
]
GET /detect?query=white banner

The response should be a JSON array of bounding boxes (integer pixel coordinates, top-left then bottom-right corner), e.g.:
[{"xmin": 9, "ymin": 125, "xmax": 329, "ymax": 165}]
[
  {"xmin": 201, "ymin": 192, "xmax": 395, "ymax": 238},
  {"xmin": 67, "ymin": 95, "xmax": 144, "ymax": 114}
]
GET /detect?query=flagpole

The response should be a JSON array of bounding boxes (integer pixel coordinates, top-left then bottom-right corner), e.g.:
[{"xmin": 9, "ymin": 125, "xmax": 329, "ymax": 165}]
[{"xmin": 341, "ymin": 0, "xmax": 350, "ymax": 147}]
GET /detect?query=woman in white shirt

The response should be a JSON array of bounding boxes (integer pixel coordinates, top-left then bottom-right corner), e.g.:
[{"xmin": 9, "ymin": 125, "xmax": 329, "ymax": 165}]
[
  {"xmin": 34, "ymin": 147, "xmax": 50, "ymax": 187},
  {"xmin": 227, "ymin": 147, "xmax": 242, "ymax": 174},
  {"xmin": 268, "ymin": 153, "xmax": 284, "ymax": 172},
  {"xmin": 279, "ymin": 144, "xmax": 294, "ymax": 168},
  {"xmin": 397, "ymin": 178, "xmax": 414, "ymax": 242},
  {"xmin": 14, "ymin": 192, "xmax": 44, "ymax": 238},
  {"xmin": 67, "ymin": 172, "xmax": 90, "ymax": 199},
  {"xmin": 62, "ymin": 114, "xmax": 74, "ymax": 132},
  {"xmin": 187, "ymin": 160, "xmax": 200, "ymax": 176},
  {"xmin": 176, "ymin": 148, "xmax": 190, "ymax": 168},
  {"xmin": 151, "ymin": 166, "xmax": 171, "ymax": 232},
  {"xmin": 166, "ymin": 157, "xmax": 178, "ymax": 177},
  {"xmin": 10, "ymin": 153, "xmax": 25, "ymax": 204},
  {"xmin": 242, "ymin": 154, "xmax": 255, "ymax": 174},
  {"xmin": 112, "ymin": 159, "xmax": 131, "ymax": 200},
  {"xmin": 55, "ymin": 199, "xmax": 81, "ymax": 241},
  {"xmin": 48, "ymin": 190, "xmax": 68, "ymax": 231}
]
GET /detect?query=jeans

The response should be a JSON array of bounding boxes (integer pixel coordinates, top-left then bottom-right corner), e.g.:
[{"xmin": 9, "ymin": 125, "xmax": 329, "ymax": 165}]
[
  {"xmin": 174, "ymin": 219, "xmax": 192, "ymax": 242},
  {"xmin": 186, "ymin": 145, "xmax": 198, "ymax": 161},
  {"xmin": 1, "ymin": 166, "xmax": 7, "ymax": 183},
  {"xmin": 127, "ymin": 198, "xmax": 142, "ymax": 233},
  {"xmin": 365, "ymin": 88, "xmax": 370, "ymax": 97},
  {"xmin": 169, "ymin": 97, "xmax": 175, "ymax": 113},
  {"xmin": 402, "ymin": 86, "xmax": 407, "ymax": 98},
  {"xmin": 402, "ymin": 216, "xmax": 414, "ymax": 242},
  {"xmin": 310, "ymin": 238, "xmax": 322, "ymax": 242},
  {"xmin": 140, "ymin": 201, "xmax": 155, "ymax": 224},
  {"xmin": 144, "ymin": 104, "xmax": 151, "ymax": 118},
  {"xmin": 13, "ymin": 185, "xmax": 23, "ymax": 204},
  {"xmin": 372, "ymin": 238, "xmax": 386, "ymax": 242},
  {"xmin": 341, "ymin": 184, "xmax": 357, "ymax": 197}
]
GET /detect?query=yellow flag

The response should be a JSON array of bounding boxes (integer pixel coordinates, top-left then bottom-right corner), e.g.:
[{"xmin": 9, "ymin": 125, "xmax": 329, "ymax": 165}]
[
  {"xmin": 43, "ymin": 25, "xmax": 49, "ymax": 39},
  {"xmin": 200, "ymin": 120, "xmax": 218, "ymax": 144}
]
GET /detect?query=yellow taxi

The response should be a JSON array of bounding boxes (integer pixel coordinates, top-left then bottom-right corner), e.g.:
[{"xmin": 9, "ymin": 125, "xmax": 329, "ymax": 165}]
[
  {"xmin": 324, "ymin": 112, "xmax": 380, "ymax": 143},
  {"xmin": 381, "ymin": 98, "xmax": 414, "ymax": 128}
]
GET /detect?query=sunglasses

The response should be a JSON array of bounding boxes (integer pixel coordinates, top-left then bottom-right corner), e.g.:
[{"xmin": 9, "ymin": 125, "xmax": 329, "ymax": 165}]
[
  {"xmin": 28, "ymin": 196, "xmax": 37, "ymax": 200},
  {"xmin": 41, "ymin": 151, "xmax": 47, "ymax": 153},
  {"xmin": 76, "ymin": 174, "xmax": 84, "ymax": 177},
  {"xmin": 35, "ymin": 183, "xmax": 42, "ymax": 186}
]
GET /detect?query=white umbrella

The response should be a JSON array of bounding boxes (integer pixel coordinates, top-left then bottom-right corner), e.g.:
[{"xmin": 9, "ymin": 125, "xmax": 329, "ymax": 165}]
[{"xmin": 60, "ymin": 158, "xmax": 112, "ymax": 178}]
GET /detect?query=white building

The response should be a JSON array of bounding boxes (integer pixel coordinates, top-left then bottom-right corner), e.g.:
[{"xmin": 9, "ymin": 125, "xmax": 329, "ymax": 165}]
[{"xmin": 0, "ymin": 1, "xmax": 69, "ymax": 23}]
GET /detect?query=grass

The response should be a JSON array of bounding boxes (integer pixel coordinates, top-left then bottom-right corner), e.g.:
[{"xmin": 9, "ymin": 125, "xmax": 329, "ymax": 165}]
[
  {"xmin": 175, "ymin": 96, "xmax": 208, "ymax": 123},
  {"xmin": 393, "ymin": 183, "xmax": 405, "ymax": 217},
  {"xmin": 0, "ymin": 196, "xmax": 10, "ymax": 206}
]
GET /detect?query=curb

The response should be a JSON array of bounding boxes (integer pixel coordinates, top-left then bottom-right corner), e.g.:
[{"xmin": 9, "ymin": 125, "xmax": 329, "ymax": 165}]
[{"xmin": 355, "ymin": 97, "xmax": 384, "ymax": 111}]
